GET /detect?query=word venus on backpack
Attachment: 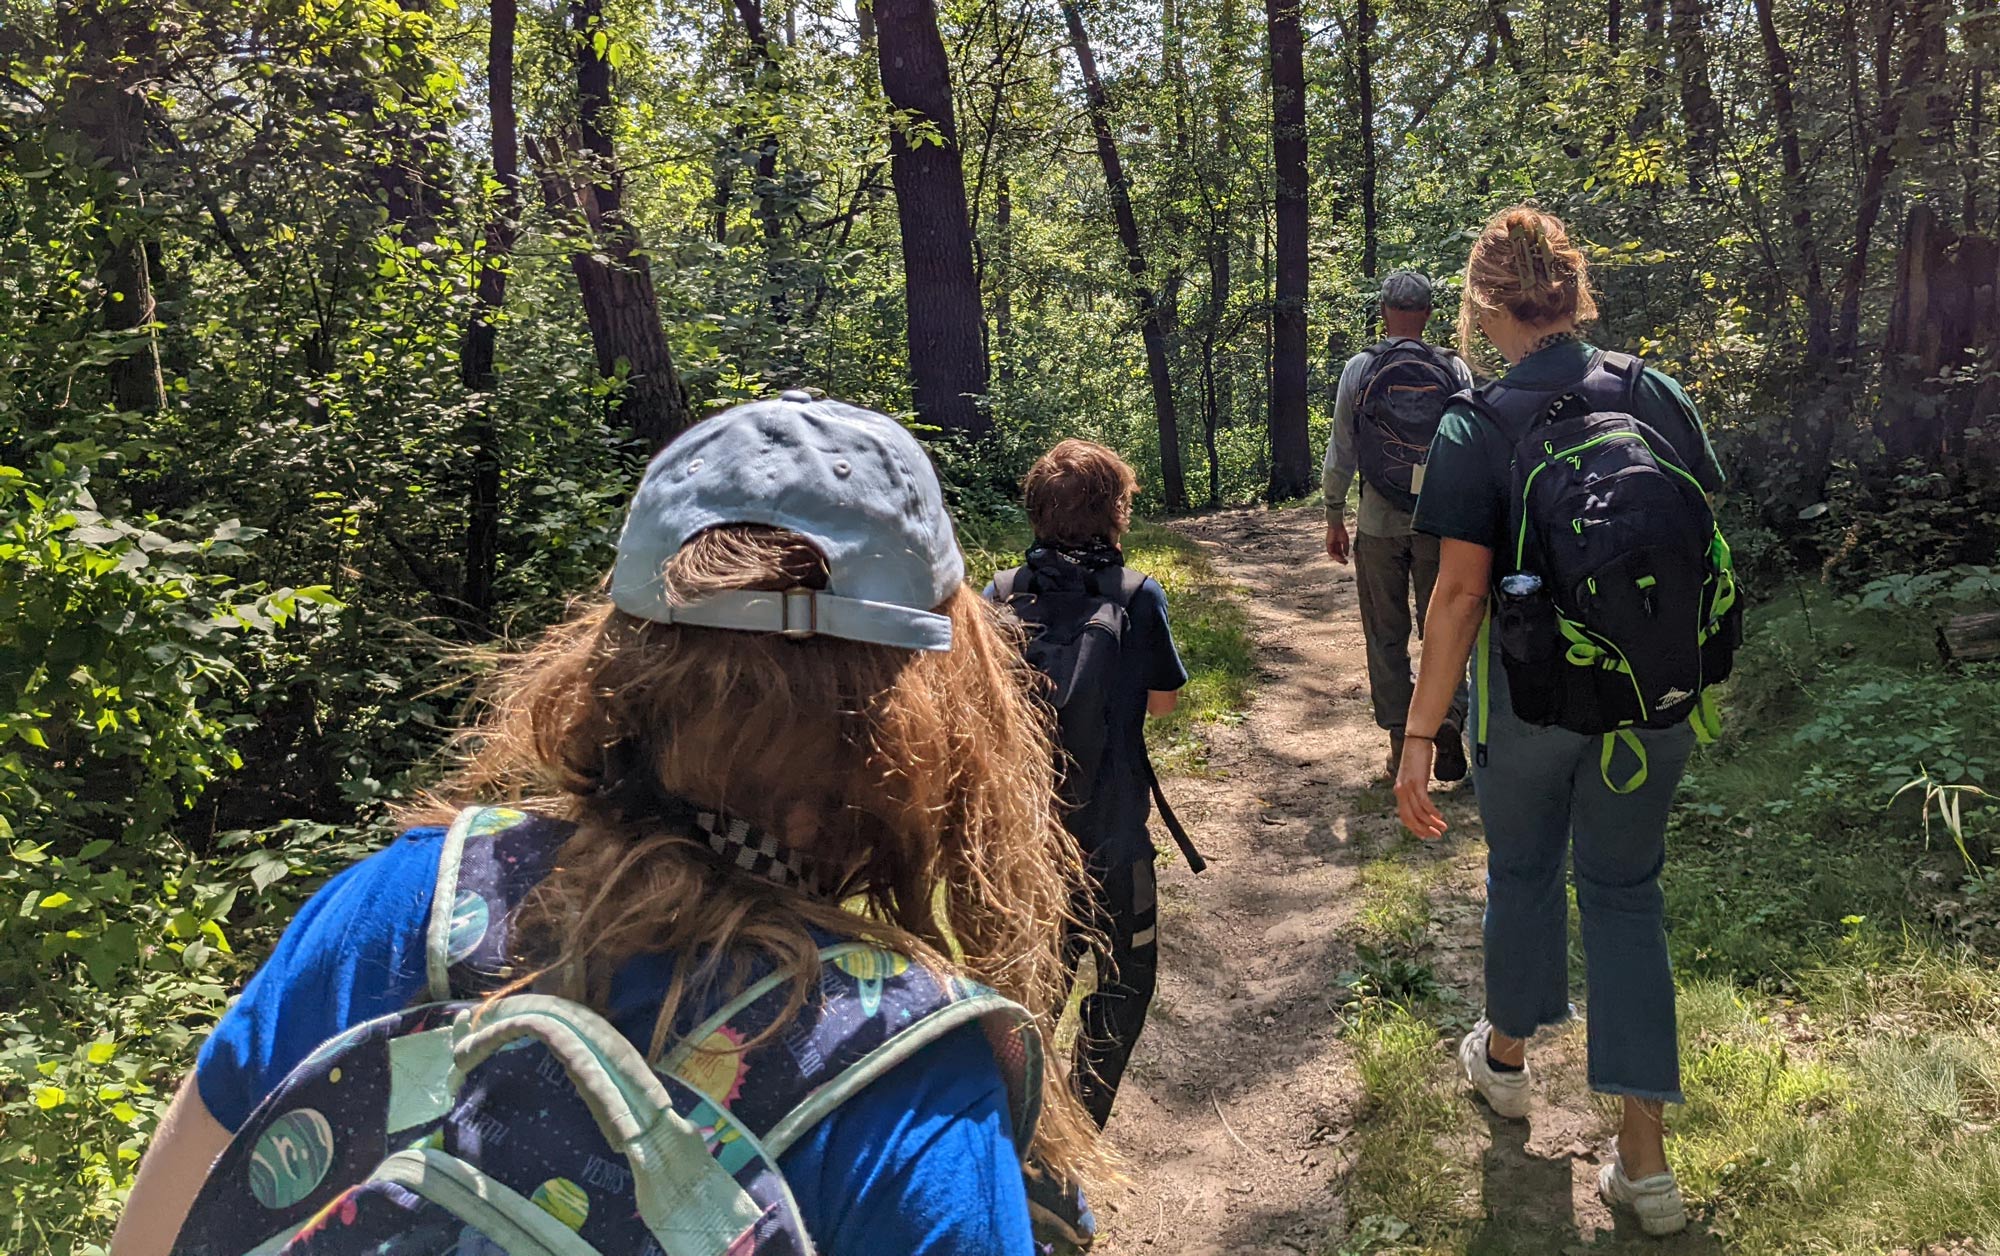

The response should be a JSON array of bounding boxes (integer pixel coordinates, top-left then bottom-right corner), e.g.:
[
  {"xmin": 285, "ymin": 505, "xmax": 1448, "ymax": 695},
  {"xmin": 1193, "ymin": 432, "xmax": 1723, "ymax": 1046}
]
[
  {"xmin": 1470, "ymin": 351, "xmax": 1742, "ymax": 792},
  {"xmin": 170, "ymin": 806, "xmax": 1045, "ymax": 1256}
]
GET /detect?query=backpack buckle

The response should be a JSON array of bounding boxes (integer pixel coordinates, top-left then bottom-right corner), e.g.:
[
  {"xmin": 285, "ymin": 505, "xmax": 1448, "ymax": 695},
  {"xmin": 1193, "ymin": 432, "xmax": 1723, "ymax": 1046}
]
[{"xmin": 781, "ymin": 588, "xmax": 818, "ymax": 637}]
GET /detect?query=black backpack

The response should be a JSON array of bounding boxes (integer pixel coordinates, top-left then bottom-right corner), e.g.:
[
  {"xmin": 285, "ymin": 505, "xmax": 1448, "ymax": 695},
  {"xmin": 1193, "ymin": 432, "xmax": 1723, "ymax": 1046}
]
[
  {"xmin": 1354, "ymin": 339, "xmax": 1463, "ymax": 512},
  {"xmin": 990, "ymin": 556, "xmax": 1207, "ymax": 872},
  {"xmin": 1469, "ymin": 351, "xmax": 1741, "ymax": 791}
]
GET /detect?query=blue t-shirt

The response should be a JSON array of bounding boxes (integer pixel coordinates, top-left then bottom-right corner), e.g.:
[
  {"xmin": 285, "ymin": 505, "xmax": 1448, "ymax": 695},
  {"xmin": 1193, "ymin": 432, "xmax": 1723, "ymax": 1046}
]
[
  {"xmin": 985, "ymin": 568, "xmax": 1189, "ymax": 869},
  {"xmin": 195, "ymin": 828, "xmax": 1033, "ymax": 1256}
]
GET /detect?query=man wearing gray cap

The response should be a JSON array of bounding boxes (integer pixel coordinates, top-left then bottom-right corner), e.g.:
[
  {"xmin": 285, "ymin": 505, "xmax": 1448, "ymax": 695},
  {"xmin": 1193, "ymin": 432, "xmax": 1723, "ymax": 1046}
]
[{"xmin": 1323, "ymin": 270, "xmax": 1473, "ymax": 779}]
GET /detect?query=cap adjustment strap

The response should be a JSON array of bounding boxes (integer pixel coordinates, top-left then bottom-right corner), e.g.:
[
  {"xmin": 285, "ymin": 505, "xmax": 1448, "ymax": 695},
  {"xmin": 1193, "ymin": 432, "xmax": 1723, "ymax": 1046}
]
[{"xmin": 618, "ymin": 586, "xmax": 954, "ymax": 652}]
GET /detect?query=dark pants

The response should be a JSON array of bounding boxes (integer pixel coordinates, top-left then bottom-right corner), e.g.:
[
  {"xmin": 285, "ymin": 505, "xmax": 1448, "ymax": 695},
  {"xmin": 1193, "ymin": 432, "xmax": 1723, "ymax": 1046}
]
[
  {"xmin": 1473, "ymin": 655, "xmax": 1693, "ymax": 1101},
  {"xmin": 1061, "ymin": 855, "xmax": 1158, "ymax": 1128},
  {"xmin": 1355, "ymin": 529, "xmax": 1467, "ymax": 733}
]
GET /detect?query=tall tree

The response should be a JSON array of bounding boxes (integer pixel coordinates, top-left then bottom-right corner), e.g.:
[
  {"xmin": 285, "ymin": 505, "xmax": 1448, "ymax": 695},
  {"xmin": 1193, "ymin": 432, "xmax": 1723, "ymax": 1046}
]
[
  {"xmin": 540, "ymin": 0, "xmax": 693, "ymax": 451},
  {"xmin": 1669, "ymin": 0, "xmax": 1720, "ymax": 164},
  {"xmin": 53, "ymin": 0, "xmax": 166, "ymax": 414},
  {"xmin": 459, "ymin": 0, "xmax": 520, "ymax": 621},
  {"xmin": 1753, "ymin": 0, "xmax": 1831, "ymax": 363},
  {"xmin": 875, "ymin": 0, "xmax": 992, "ymax": 437},
  {"xmin": 733, "ymin": 0, "xmax": 789, "ymax": 318},
  {"xmin": 1265, "ymin": 0, "xmax": 1314, "ymax": 501},
  {"xmin": 1839, "ymin": 0, "xmax": 1946, "ymax": 363},
  {"xmin": 1356, "ymin": 0, "xmax": 1379, "ymax": 284},
  {"xmin": 1061, "ymin": 0, "xmax": 1188, "ymax": 511}
]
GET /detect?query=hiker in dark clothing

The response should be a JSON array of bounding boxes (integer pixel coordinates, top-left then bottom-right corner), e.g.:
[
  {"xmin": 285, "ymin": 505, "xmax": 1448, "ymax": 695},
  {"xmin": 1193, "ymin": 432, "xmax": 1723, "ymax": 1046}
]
[
  {"xmin": 1323, "ymin": 270, "xmax": 1473, "ymax": 779},
  {"xmin": 986, "ymin": 440, "xmax": 1188, "ymax": 1129}
]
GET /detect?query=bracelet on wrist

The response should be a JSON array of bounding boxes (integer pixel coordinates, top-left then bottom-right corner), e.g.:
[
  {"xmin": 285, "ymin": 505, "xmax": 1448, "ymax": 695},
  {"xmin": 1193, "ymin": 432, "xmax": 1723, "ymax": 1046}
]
[{"xmin": 1403, "ymin": 732, "xmax": 1438, "ymax": 742}]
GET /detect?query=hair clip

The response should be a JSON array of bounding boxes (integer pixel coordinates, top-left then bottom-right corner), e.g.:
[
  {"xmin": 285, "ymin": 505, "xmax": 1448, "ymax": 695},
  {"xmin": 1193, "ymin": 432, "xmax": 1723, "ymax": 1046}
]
[{"xmin": 1505, "ymin": 221, "xmax": 1541, "ymax": 289}]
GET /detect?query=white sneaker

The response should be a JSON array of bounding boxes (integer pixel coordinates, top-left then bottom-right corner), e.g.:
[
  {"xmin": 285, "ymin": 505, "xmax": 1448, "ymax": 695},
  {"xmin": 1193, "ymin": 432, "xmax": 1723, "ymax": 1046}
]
[
  {"xmin": 1457, "ymin": 1020, "xmax": 1531, "ymax": 1119},
  {"xmin": 1598, "ymin": 1155, "xmax": 1688, "ymax": 1236}
]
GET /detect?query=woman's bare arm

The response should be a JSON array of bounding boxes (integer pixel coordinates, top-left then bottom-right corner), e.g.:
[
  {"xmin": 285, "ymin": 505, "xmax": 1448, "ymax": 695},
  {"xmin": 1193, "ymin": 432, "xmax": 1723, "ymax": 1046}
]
[
  {"xmin": 1395, "ymin": 538, "xmax": 1493, "ymax": 839},
  {"xmin": 111, "ymin": 1073, "xmax": 232, "ymax": 1256}
]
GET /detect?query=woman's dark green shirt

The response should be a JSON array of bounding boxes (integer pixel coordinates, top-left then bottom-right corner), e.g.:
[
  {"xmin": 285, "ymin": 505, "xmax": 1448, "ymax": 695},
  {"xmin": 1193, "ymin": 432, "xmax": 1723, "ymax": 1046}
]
[{"xmin": 1411, "ymin": 340, "xmax": 1725, "ymax": 555}]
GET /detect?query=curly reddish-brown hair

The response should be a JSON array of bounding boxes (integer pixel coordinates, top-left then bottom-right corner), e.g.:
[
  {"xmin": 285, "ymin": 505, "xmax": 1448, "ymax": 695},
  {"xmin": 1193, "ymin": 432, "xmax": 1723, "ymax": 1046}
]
[{"xmin": 1023, "ymin": 439, "xmax": 1139, "ymax": 547}]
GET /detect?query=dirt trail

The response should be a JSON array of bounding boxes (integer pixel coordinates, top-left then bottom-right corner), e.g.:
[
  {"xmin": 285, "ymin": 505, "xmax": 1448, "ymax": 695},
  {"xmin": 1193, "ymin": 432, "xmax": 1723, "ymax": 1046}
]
[{"xmin": 1092, "ymin": 505, "xmax": 1699, "ymax": 1255}]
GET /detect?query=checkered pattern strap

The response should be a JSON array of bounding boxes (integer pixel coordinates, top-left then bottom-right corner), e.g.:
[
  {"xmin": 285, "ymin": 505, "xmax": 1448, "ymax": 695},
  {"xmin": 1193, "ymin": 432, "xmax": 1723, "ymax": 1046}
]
[{"xmin": 685, "ymin": 806, "xmax": 824, "ymax": 896}]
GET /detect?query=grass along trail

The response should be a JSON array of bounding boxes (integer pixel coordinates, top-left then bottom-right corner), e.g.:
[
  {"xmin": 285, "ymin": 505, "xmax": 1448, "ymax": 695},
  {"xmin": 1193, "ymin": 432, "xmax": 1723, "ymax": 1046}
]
[{"xmin": 1089, "ymin": 504, "xmax": 2000, "ymax": 1256}]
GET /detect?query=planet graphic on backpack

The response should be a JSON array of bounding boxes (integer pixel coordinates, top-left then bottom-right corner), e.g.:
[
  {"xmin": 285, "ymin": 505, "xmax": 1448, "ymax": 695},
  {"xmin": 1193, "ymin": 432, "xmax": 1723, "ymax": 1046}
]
[
  {"xmin": 833, "ymin": 948, "xmax": 909, "ymax": 1018},
  {"xmin": 467, "ymin": 807, "xmax": 528, "ymax": 836},
  {"xmin": 445, "ymin": 890, "xmax": 490, "ymax": 964},
  {"xmin": 247, "ymin": 1107, "xmax": 335, "ymax": 1209},
  {"xmin": 529, "ymin": 1177, "xmax": 590, "ymax": 1230}
]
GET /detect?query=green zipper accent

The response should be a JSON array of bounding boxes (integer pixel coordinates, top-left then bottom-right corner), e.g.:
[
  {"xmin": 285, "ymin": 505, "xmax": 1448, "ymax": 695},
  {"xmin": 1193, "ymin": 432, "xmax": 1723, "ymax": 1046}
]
[{"xmin": 370, "ymin": 1148, "xmax": 601, "ymax": 1256}]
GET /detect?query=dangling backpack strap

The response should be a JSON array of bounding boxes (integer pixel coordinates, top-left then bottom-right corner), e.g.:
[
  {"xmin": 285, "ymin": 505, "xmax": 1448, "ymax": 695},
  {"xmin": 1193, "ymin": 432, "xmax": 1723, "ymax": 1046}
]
[
  {"xmin": 994, "ymin": 565, "xmax": 1023, "ymax": 602},
  {"xmin": 1474, "ymin": 610, "xmax": 1493, "ymax": 769},
  {"xmin": 1600, "ymin": 730, "xmax": 1650, "ymax": 795},
  {"xmin": 1103, "ymin": 567, "xmax": 1209, "ymax": 874}
]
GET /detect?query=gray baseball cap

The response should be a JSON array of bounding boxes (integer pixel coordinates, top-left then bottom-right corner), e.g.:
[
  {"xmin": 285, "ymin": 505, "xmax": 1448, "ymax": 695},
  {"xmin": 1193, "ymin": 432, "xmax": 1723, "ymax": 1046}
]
[
  {"xmin": 609, "ymin": 391, "xmax": 964, "ymax": 651},
  {"xmin": 1381, "ymin": 269, "xmax": 1435, "ymax": 310}
]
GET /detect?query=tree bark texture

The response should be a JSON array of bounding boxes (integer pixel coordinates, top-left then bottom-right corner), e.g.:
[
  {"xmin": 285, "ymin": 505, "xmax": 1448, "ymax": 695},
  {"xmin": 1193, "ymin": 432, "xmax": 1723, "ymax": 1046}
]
[
  {"xmin": 459, "ymin": 0, "xmax": 520, "ymax": 621},
  {"xmin": 1669, "ymin": 0, "xmax": 1720, "ymax": 163},
  {"xmin": 1358, "ymin": 0, "xmax": 1378, "ymax": 284},
  {"xmin": 1754, "ymin": 0, "xmax": 1832, "ymax": 364},
  {"xmin": 995, "ymin": 174, "xmax": 1015, "ymax": 385},
  {"xmin": 1265, "ymin": 0, "xmax": 1314, "ymax": 501},
  {"xmin": 54, "ymin": 0, "xmax": 167, "ymax": 414},
  {"xmin": 875, "ymin": 0, "xmax": 992, "ymax": 437},
  {"xmin": 1875, "ymin": 207, "xmax": 1999, "ymax": 467},
  {"xmin": 555, "ymin": 0, "xmax": 692, "ymax": 452},
  {"xmin": 733, "ymin": 0, "xmax": 788, "ymax": 317},
  {"xmin": 1061, "ymin": 0, "xmax": 1188, "ymax": 511}
]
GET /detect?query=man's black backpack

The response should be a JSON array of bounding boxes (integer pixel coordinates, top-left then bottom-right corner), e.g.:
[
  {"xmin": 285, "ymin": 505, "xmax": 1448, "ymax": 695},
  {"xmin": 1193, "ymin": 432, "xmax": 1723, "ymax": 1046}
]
[
  {"xmin": 1354, "ymin": 338, "xmax": 1463, "ymax": 512},
  {"xmin": 1469, "ymin": 351, "xmax": 1741, "ymax": 791},
  {"xmin": 990, "ymin": 553, "xmax": 1206, "ymax": 872}
]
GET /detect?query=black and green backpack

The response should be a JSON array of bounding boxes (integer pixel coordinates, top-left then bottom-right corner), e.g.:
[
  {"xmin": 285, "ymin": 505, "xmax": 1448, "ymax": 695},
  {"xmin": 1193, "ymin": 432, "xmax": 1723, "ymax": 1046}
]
[{"xmin": 1467, "ymin": 351, "xmax": 1741, "ymax": 791}]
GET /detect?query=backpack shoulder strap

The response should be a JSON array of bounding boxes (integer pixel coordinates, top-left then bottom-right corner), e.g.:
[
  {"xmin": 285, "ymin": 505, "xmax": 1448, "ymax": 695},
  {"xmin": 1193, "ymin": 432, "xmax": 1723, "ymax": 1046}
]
[
  {"xmin": 1591, "ymin": 350, "xmax": 1645, "ymax": 410},
  {"xmin": 657, "ymin": 944, "xmax": 1043, "ymax": 1161},
  {"xmin": 1110, "ymin": 565, "xmax": 1149, "ymax": 607},
  {"xmin": 425, "ymin": 805, "xmax": 570, "ymax": 1001}
]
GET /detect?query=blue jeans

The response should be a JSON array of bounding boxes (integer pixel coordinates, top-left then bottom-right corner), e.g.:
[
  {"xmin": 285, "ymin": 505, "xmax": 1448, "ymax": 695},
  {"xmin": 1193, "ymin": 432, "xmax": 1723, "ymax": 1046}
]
[{"xmin": 1471, "ymin": 653, "xmax": 1693, "ymax": 1103}]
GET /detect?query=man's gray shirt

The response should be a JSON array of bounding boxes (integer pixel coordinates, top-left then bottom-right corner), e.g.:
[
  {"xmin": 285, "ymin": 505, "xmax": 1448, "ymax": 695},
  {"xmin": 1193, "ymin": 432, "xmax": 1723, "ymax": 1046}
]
[{"xmin": 1322, "ymin": 340, "xmax": 1474, "ymax": 537}]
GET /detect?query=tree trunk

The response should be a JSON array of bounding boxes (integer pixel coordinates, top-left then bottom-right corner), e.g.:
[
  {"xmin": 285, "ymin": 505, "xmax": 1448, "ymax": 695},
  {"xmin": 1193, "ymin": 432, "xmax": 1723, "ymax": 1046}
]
[
  {"xmin": 1669, "ymin": 0, "xmax": 1720, "ymax": 164},
  {"xmin": 875, "ymin": 0, "xmax": 991, "ymax": 437},
  {"xmin": 995, "ymin": 174, "xmax": 1015, "ymax": 385},
  {"xmin": 1629, "ymin": 0, "xmax": 1667, "ymax": 137},
  {"xmin": 733, "ymin": 0, "xmax": 788, "ymax": 319},
  {"xmin": 1060, "ymin": 0, "xmax": 1188, "ymax": 511},
  {"xmin": 54, "ymin": 0, "xmax": 166, "ymax": 414},
  {"xmin": 1754, "ymin": 0, "xmax": 1832, "ymax": 362},
  {"xmin": 459, "ymin": 0, "xmax": 519, "ymax": 622},
  {"xmin": 553, "ymin": 0, "xmax": 693, "ymax": 451},
  {"xmin": 1358, "ymin": 0, "xmax": 1378, "ymax": 285},
  {"xmin": 1265, "ymin": 0, "xmax": 1313, "ymax": 501},
  {"xmin": 1875, "ymin": 208, "xmax": 1997, "ymax": 467},
  {"xmin": 1609, "ymin": 0, "xmax": 1622, "ymax": 46},
  {"xmin": 1839, "ymin": 0, "xmax": 1945, "ymax": 365}
]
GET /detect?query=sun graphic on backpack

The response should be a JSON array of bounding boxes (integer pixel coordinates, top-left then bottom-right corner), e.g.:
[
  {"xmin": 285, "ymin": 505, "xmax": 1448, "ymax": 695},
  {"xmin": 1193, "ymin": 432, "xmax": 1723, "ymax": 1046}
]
[{"xmin": 674, "ymin": 1024, "xmax": 749, "ymax": 1106}]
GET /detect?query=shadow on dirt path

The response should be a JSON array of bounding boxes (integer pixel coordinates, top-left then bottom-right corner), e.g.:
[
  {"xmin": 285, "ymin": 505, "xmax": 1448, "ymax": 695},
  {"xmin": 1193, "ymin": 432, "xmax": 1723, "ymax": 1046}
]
[{"xmin": 1091, "ymin": 505, "xmax": 1725, "ymax": 1256}]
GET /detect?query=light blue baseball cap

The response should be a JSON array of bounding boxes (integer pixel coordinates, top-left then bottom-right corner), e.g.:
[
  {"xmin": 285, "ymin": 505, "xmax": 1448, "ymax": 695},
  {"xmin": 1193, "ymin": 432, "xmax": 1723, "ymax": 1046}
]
[{"xmin": 609, "ymin": 391, "xmax": 964, "ymax": 651}]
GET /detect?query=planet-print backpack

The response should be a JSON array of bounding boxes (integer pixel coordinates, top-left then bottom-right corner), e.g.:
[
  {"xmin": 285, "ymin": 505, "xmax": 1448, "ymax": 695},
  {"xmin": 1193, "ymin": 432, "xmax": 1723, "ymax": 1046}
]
[{"xmin": 169, "ymin": 805, "xmax": 1051, "ymax": 1256}]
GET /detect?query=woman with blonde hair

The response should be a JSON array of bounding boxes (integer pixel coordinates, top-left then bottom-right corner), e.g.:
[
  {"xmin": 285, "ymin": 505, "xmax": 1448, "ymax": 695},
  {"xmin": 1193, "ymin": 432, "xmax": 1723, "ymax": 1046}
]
[
  {"xmin": 1395, "ymin": 208, "xmax": 1728, "ymax": 1235},
  {"xmin": 113, "ymin": 392, "xmax": 1104, "ymax": 1256}
]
